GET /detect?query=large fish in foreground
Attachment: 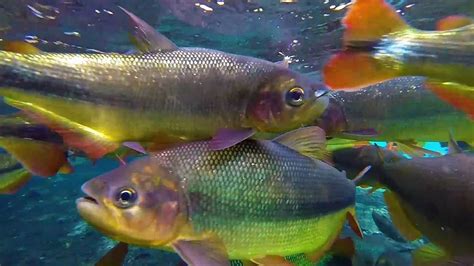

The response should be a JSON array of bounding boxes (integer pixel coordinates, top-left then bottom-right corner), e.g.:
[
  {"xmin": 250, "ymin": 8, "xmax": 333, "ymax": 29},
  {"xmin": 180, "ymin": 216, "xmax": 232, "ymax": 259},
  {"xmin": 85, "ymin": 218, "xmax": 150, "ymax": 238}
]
[
  {"xmin": 336, "ymin": 143, "xmax": 474, "ymax": 265},
  {"xmin": 323, "ymin": 0, "xmax": 474, "ymax": 118},
  {"xmin": 0, "ymin": 8, "xmax": 329, "ymax": 160},
  {"xmin": 76, "ymin": 127, "xmax": 362, "ymax": 265}
]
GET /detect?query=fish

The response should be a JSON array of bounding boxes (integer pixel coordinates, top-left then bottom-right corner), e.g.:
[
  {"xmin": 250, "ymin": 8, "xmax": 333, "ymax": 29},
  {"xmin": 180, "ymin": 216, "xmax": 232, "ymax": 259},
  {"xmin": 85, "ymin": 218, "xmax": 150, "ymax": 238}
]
[
  {"xmin": 322, "ymin": 0, "xmax": 474, "ymax": 118},
  {"xmin": 316, "ymin": 77, "xmax": 474, "ymax": 149},
  {"xmin": 0, "ymin": 113, "xmax": 70, "ymax": 176},
  {"xmin": 76, "ymin": 127, "xmax": 363, "ymax": 265},
  {"xmin": 371, "ymin": 210, "xmax": 407, "ymax": 243},
  {"xmin": 0, "ymin": 7, "xmax": 329, "ymax": 160},
  {"xmin": 351, "ymin": 139, "xmax": 474, "ymax": 265}
]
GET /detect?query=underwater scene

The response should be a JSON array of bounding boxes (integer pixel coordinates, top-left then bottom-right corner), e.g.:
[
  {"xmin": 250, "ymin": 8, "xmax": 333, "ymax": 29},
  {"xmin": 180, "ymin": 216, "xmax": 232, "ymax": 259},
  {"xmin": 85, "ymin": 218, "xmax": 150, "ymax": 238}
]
[{"xmin": 0, "ymin": 0, "xmax": 473, "ymax": 265}]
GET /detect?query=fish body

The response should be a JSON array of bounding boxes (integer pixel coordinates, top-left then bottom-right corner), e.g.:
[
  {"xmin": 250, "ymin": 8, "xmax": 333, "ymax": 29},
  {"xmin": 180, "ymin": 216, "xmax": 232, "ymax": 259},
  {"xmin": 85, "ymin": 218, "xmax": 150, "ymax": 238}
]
[
  {"xmin": 378, "ymin": 152, "xmax": 474, "ymax": 255},
  {"xmin": 77, "ymin": 128, "xmax": 359, "ymax": 264},
  {"xmin": 337, "ymin": 144, "xmax": 474, "ymax": 263},
  {"xmin": 323, "ymin": 0, "xmax": 474, "ymax": 118},
  {"xmin": 318, "ymin": 77, "xmax": 474, "ymax": 144},
  {"xmin": 0, "ymin": 35, "xmax": 328, "ymax": 159}
]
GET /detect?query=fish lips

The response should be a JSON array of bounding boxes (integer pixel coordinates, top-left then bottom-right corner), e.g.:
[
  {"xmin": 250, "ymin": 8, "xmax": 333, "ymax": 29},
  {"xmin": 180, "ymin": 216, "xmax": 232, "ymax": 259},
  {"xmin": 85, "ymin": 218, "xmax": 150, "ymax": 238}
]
[{"xmin": 76, "ymin": 182, "xmax": 102, "ymax": 217}]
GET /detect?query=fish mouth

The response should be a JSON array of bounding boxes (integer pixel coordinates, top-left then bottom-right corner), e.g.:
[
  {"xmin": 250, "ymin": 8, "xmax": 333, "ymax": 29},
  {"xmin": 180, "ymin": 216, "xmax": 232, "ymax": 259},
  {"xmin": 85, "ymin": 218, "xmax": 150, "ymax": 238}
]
[
  {"xmin": 77, "ymin": 195, "xmax": 98, "ymax": 205},
  {"xmin": 76, "ymin": 182, "xmax": 100, "ymax": 206}
]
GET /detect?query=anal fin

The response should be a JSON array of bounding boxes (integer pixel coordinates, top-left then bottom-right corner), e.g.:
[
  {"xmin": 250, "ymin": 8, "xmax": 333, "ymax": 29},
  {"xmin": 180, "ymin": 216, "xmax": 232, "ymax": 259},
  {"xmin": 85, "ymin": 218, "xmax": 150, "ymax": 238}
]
[
  {"xmin": 172, "ymin": 235, "xmax": 230, "ymax": 266},
  {"xmin": 5, "ymin": 98, "xmax": 119, "ymax": 160}
]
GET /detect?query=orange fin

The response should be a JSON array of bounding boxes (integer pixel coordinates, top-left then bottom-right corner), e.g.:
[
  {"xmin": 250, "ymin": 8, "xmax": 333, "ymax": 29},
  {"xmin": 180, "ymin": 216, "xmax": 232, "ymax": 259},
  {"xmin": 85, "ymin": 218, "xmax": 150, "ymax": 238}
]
[
  {"xmin": 95, "ymin": 242, "xmax": 129, "ymax": 266},
  {"xmin": 58, "ymin": 162, "xmax": 74, "ymax": 174},
  {"xmin": 436, "ymin": 15, "xmax": 473, "ymax": 31},
  {"xmin": 4, "ymin": 98, "xmax": 119, "ymax": 160},
  {"xmin": 329, "ymin": 237, "xmax": 355, "ymax": 258},
  {"xmin": 252, "ymin": 255, "xmax": 294, "ymax": 266},
  {"xmin": 384, "ymin": 190, "xmax": 422, "ymax": 241},
  {"xmin": 1, "ymin": 41, "xmax": 41, "ymax": 54},
  {"xmin": 0, "ymin": 137, "xmax": 67, "ymax": 177},
  {"xmin": 342, "ymin": 0, "xmax": 409, "ymax": 45},
  {"xmin": 347, "ymin": 210, "xmax": 364, "ymax": 238},
  {"xmin": 0, "ymin": 166, "xmax": 32, "ymax": 194},
  {"xmin": 425, "ymin": 81, "xmax": 474, "ymax": 120},
  {"xmin": 323, "ymin": 52, "xmax": 398, "ymax": 90}
]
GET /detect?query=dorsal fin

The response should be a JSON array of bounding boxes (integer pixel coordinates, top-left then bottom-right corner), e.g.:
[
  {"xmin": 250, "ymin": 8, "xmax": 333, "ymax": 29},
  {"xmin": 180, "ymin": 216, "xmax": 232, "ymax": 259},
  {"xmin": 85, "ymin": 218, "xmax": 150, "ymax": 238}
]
[
  {"xmin": 448, "ymin": 131, "xmax": 463, "ymax": 154},
  {"xmin": 119, "ymin": 6, "xmax": 178, "ymax": 53},
  {"xmin": 273, "ymin": 126, "xmax": 331, "ymax": 163}
]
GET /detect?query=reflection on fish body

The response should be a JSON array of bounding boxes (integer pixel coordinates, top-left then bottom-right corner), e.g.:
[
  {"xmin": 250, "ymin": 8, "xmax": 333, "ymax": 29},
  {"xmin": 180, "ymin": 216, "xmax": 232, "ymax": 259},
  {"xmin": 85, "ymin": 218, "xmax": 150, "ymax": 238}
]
[
  {"xmin": 76, "ymin": 127, "xmax": 360, "ymax": 265},
  {"xmin": 0, "ymin": 8, "xmax": 329, "ymax": 160},
  {"xmin": 316, "ymin": 77, "xmax": 474, "ymax": 145}
]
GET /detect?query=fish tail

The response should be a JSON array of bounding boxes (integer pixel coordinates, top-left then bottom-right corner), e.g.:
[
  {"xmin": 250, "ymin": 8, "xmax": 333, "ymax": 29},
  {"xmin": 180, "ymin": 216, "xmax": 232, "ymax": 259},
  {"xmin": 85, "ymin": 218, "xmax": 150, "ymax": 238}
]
[
  {"xmin": 323, "ymin": 0, "xmax": 410, "ymax": 90},
  {"xmin": 1, "ymin": 41, "xmax": 40, "ymax": 54}
]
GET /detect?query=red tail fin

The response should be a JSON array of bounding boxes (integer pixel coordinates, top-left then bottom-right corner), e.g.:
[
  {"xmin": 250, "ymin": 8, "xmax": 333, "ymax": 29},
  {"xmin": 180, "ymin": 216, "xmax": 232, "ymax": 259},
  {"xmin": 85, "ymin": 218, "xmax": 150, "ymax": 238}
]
[
  {"xmin": 426, "ymin": 81, "xmax": 474, "ymax": 120},
  {"xmin": 342, "ymin": 0, "xmax": 409, "ymax": 46}
]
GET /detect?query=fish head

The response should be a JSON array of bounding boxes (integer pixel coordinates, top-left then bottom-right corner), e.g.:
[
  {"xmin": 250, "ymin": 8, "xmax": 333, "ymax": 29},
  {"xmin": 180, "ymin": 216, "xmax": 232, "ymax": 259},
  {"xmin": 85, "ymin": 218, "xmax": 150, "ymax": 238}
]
[
  {"xmin": 76, "ymin": 157, "xmax": 184, "ymax": 247},
  {"xmin": 246, "ymin": 69, "xmax": 330, "ymax": 133}
]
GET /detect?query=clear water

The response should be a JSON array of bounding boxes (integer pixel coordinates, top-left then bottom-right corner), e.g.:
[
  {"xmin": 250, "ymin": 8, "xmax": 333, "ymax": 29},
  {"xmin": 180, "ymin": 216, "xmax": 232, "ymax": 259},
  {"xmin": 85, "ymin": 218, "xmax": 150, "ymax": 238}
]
[{"xmin": 0, "ymin": 1, "xmax": 472, "ymax": 265}]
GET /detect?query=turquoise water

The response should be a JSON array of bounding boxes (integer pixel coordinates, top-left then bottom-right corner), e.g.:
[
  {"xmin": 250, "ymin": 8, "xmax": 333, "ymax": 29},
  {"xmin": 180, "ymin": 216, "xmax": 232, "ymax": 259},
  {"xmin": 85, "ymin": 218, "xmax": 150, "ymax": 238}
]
[{"xmin": 0, "ymin": 1, "xmax": 472, "ymax": 265}]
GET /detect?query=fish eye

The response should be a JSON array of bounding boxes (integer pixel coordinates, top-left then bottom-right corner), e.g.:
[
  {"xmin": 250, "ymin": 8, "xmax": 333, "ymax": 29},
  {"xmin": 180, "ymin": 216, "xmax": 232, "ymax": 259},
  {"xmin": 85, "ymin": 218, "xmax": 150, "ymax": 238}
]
[
  {"xmin": 286, "ymin": 87, "xmax": 305, "ymax": 107},
  {"xmin": 115, "ymin": 188, "xmax": 137, "ymax": 208}
]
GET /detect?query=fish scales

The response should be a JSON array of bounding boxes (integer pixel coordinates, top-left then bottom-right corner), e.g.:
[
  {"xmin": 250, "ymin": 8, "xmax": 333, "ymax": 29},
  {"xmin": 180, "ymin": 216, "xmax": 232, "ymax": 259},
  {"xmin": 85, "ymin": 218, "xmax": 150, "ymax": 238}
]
[
  {"xmin": 0, "ymin": 48, "xmax": 275, "ymax": 112},
  {"xmin": 151, "ymin": 140, "xmax": 355, "ymax": 257}
]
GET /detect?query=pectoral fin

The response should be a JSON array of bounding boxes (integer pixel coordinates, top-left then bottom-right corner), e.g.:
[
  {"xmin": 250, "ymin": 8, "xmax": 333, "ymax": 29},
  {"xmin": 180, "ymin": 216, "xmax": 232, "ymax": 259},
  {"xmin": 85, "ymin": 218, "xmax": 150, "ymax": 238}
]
[
  {"xmin": 172, "ymin": 236, "xmax": 230, "ymax": 266},
  {"xmin": 209, "ymin": 128, "xmax": 255, "ymax": 151},
  {"xmin": 273, "ymin": 126, "xmax": 331, "ymax": 163},
  {"xmin": 384, "ymin": 190, "xmax": 422, "ymax": 241}
]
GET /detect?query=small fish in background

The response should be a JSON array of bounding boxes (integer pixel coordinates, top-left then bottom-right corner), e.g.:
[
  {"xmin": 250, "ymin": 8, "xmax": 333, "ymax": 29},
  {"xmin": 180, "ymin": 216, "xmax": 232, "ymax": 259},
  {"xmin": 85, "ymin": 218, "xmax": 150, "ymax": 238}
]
[
  {"xmin": 77, "ymin": 127, "xmax": 363, "ymax": 265},
  {"xmin": 323, "ymin": 0, "xmax": 474, "ymax": 119},
  {"xmin": 351, "ymin": 138, "xmax": 474, "ymax": 265},
  {"xmin": 0, "ymin": 7, "xmax": 329, "ymax": 162},
  {"xmin": 316, "ymin": 77, "xmax": 474, "ymax": 153}
]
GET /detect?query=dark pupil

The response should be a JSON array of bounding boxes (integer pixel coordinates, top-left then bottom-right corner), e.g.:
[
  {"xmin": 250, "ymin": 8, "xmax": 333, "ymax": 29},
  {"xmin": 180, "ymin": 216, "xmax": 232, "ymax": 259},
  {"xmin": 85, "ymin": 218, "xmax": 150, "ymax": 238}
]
[
  {"xmin": 290, "ymin": 90, "xmax": 302, "ymax": 101},
  {"xmin": 120, "ymin": 191, "xmax": 132, "ymax": 202}
]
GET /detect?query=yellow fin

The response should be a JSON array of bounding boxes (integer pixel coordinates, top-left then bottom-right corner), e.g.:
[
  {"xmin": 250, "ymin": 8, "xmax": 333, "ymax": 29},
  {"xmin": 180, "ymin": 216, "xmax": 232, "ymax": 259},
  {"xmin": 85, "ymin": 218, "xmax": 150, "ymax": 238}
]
[
  {"xmin": 273, "ymin": 126, "xmax": 331, "ymax": 163},
  {"xmin": 412, "ymin": 243, "xmax": 450, "ymax": 266},
  {"xmin": 384, "ymin": 190, "xmax": 422, "ymax": 241},
  {"xmin": 396, "ymin": 141, "xmax": 441, "ymax": 157},
  {"xmin": 1, "ymin": 41, "xmax": 41, "ymax": 54},
  {"xmin": 0, "ymin": 137, "xmax": 67, "ymax": 177}
]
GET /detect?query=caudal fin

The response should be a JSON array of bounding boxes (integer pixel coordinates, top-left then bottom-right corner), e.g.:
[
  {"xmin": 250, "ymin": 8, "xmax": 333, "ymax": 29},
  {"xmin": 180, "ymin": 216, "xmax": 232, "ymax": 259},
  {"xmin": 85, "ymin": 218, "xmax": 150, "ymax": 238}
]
[
  {"xmin": 342, "ymin": 0, "xmax": 409, "ymax": 46},
  {"xmin": 323, "ymin": 0, "xmax": 410, "ymax": 90}
]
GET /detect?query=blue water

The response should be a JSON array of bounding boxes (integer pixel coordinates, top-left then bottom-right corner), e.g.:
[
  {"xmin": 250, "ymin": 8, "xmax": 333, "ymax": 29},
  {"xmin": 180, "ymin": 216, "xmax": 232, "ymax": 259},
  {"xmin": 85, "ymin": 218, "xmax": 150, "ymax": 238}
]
[{"xmin": 0, "ymin": 1, "xmax": 472, "ymax": 265}]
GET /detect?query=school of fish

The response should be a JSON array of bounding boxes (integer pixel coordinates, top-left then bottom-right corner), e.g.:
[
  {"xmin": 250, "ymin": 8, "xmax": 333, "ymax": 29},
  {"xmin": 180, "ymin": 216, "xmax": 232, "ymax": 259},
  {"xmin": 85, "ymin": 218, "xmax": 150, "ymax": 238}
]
[{"xmin": 0, "ymin": 0, "xmax": 472, "ymax": 265}]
